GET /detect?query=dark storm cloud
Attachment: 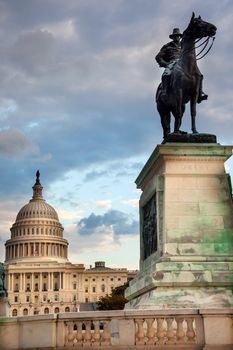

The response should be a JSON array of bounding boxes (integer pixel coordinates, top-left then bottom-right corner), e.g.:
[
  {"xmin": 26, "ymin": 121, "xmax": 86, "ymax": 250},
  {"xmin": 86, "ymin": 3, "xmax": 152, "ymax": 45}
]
[
  {"xmin": 77, "ymin": 209, "xmax": 138, "ymax": 237},
  {"xmin": 0, "ymin": 128, "xmax": 38, "ymax": 158},
  {"xmin": 0, "ymin": 0, "xmax": 232, "ymax": 198}
]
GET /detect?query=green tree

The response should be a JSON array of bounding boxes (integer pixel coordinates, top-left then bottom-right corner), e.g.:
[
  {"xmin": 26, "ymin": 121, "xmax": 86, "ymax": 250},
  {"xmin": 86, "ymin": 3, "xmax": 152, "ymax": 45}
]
[{"xmin": 96, "ymin": 283, "xmax": 129, "ymax": 310}]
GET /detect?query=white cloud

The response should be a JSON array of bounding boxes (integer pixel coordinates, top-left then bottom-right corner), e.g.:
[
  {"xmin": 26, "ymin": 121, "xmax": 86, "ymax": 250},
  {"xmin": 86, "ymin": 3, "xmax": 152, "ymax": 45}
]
[
  {"xmin": 122, "ymin": 198, "xmax": 139, "ymax": 208},
  {"xmin": 42, "ymin": 19, "xmax": 77, "ymax": 40},
  {"xmin": 95, "ymin": 200, "xmax": 112, "ymax": 209}
]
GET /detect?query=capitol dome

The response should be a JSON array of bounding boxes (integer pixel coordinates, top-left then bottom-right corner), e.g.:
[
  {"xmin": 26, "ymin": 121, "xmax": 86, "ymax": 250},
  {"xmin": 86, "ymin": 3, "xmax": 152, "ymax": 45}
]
[{"xmin": 5, "ymin": 171, "xmax": 68, "ymax": 263}]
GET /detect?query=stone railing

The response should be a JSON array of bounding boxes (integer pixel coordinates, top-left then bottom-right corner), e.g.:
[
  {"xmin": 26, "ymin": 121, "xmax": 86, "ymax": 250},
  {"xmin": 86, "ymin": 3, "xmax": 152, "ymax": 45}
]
[
  {"xmin": 62, "ymin": 309, "xmax": 202, "ymax": 347},
  {"xmin": 0, "ymin": 308, "xmax": 233, "ymax": 349}
]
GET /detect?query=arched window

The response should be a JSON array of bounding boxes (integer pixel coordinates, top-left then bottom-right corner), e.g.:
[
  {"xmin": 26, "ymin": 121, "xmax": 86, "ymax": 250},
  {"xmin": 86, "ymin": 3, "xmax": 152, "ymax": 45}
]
[
  {"xmin": 23, "ymin": 308, "xmax": 28, "ymax": 315},
  {"xmin": 65, "ymin": 307, "xmax": 70, "ymax": 312},
  {"xmin": 44, "ymin": 307, "xmax": 49, "ymax": 314},
  {"xmin": 12, "ymin": 309, "xmax": 17, "ymax": 316},
  {"xmin": 54, "ymin": 307, "xmax": 59, "ymax": 314}
]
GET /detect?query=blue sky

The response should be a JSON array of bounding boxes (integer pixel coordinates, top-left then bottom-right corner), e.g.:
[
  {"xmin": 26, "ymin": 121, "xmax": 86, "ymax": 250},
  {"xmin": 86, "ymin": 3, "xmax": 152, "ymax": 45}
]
[{"xmin": 0, "ymin": 0, "xmax": 233, "ymax": 269}]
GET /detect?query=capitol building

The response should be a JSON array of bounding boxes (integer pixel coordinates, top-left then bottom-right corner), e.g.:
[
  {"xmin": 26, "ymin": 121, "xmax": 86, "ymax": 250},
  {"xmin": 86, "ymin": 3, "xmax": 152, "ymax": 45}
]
[{"xmin": 4, "ymin": 172, "xmax": 136, "ymax": 317}]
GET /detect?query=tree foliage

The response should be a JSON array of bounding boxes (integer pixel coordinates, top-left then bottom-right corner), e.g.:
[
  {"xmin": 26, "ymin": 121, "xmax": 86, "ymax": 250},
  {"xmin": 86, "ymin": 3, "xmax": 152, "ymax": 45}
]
[{"xmin": 96, "ymin": 283, "xmax": 129, "ymax": 310}]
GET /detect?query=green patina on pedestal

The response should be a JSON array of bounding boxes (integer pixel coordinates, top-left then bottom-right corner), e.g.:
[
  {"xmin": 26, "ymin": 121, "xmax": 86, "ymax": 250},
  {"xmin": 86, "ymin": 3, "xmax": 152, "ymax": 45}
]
[{"xmin": 125, "ymin": 143, "xmax": 233, "ymax": 309}]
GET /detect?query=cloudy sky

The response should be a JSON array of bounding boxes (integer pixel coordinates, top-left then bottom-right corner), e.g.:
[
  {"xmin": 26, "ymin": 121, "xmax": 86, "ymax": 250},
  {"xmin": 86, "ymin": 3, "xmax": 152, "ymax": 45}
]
[{"xmin": 0, "ymin": 0, "xmax": 233, "ymax": 269}]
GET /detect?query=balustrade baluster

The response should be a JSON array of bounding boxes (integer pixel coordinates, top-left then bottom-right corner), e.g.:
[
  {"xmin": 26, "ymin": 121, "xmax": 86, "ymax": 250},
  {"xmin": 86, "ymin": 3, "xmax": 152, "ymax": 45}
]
[
  {"xmin": 66, "ymin": 321, "xmax": 75, "ymax": 345},
  {"xmin": 83, "ymin": 321, "xmax": 92, "ymax": 345},
  {"xmin": 135, "ymin": 318, "xmax": 145, "ymax": 345},
  {"xmin": 145, "ymin": 318, "xmax": 155, "ymax": 345},
  {"xmin": 156, "ymin": 318, "xmax": 164, "ymax": 344},
  {"xmin": 176, "ymin": 317, "xmax": 185, "ymax": 343},
  {"xmin": 101, "ymin": 320, "xmax": 110, "ymax": 345},
  {"xmin": 186, "ymin": 317, "xmax": 196, "ymax": 343},
  {"xmin": 166, "ymin": 317, "xmax": 175, "ymax": 344},
  {"xmin": 76, "ymin": 320, "xmax": 83, "ymax": 345},
  {"xmin": 92, "ymin": 320, "xmax": 101, "ymax": 345}
]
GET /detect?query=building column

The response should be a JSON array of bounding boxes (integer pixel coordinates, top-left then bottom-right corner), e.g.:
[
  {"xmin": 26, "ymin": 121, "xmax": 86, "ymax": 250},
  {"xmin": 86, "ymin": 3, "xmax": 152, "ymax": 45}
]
[
  {"xmin": 22, "ymin": 273, "xmax": 25, "ymax": 291},
  {"xmin": 40, "ymin": 273, "xmax": 42, "ymax": 291},
  {"xmin": 20, "ymin": 273, "xmax": 23, "ymax": 291},
  {"xmin": 51, "ymin": 272, "xmax": 54, "ymax": 291},
  {"xmin": 31, "ymin": 273, "xmax": 34, "ymax": 291},
  {"xmin": 59, "ymin": 272, "xmax": 61, "ymax": 290},
  {"xmin": 48, "ymin": 272, "xmax": 51, "ymax": 291},
  {"xmin": 11, "ymin": 273, "xmax": 14, "ymax": 291}
]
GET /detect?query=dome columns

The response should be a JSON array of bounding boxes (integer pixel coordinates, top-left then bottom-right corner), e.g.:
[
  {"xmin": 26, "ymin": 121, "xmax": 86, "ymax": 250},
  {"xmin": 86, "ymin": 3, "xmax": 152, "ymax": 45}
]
[{"xmin": 5, "ymin": 241, "xmax": 68, "ymax": 261}]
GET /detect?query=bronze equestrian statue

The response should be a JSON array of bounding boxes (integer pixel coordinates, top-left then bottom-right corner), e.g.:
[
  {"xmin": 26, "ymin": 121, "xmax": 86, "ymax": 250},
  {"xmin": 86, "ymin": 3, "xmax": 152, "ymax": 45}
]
[{"xmin": 156, "ymin": 13, "xmax": 217, "ymax": 140}]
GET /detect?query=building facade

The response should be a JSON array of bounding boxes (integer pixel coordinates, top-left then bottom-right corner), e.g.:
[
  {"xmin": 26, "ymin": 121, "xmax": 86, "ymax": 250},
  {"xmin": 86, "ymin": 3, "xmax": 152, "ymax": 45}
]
[{"xmin": 4, "ymin": 173, "xmax": 137, "ymax": 316}]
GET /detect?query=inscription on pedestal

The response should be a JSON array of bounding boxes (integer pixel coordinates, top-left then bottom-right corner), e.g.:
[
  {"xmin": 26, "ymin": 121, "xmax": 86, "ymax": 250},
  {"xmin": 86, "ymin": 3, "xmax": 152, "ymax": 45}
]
[{"xmin": 142, "ymin": 193, "xmax": 157, "ymax": 260}]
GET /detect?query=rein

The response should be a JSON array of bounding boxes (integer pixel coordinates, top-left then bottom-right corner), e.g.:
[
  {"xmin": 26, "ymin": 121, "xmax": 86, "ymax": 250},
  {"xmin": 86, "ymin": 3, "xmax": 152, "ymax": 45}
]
[
  {"xmin": 181, "ymin": 36, "xmax": 215, "ymax": 60},
  {"xmin": 196, "ymin": 37, "xmax": 215, "ymax": 60}
]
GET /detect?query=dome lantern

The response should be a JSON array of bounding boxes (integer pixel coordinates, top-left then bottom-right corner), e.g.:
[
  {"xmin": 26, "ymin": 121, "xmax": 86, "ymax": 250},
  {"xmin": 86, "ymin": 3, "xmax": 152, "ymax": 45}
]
[{"xmin": 31, "ymin": 170, "xmax": 44, "ymax": 201}]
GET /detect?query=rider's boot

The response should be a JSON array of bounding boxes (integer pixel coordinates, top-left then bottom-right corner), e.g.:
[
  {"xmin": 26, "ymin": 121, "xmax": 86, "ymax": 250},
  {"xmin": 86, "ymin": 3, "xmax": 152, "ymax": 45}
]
[
  {"xmin": 197, "ymin": 75, "xmax": 208, "ymax": 103},
  {"xmin": 197, "ymin": 91, "xmax": 208, "ymax": 103}
]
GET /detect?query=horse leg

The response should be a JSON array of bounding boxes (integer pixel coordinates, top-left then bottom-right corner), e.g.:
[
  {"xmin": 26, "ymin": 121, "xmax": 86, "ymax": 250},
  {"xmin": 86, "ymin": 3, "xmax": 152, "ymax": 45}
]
[
  {"xmin": 174, "ymin": 89, "xmax": 183, "ymax": 133},
  {"xmin": 161, "ymin": 110, "xmax": 171, "ymax": 139},
  {"xmin": 190, "ymin": 97, "xmax": 198, "ymax": 133}
]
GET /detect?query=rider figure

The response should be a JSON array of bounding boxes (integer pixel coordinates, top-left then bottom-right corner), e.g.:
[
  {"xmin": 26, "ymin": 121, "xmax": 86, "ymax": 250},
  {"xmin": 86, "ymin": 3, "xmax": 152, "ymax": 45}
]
[{"xmin": 155, "ymin": 28, "xmax": 208, "ymax": 103}]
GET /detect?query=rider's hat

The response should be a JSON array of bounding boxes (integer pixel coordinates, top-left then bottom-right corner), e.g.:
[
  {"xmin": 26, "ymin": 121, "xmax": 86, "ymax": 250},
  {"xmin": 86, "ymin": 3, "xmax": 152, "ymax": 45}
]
[{"xmin": 169, "ymin": 28, "xmax": 183, "ymax": 39}]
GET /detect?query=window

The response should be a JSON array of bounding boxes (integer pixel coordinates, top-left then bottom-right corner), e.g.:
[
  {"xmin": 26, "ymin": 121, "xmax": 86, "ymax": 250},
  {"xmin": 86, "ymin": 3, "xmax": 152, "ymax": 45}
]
[
  {"xmin": 14, "ymin": 283, "xmax": 19, "ymax": 292},
  {"xmin": 92, "ymin": 287, "xmax": 96, "ymax": 293},
  {"xmin": 85, "ymin": 287, "xmax": 88, "ymax": 293},
  {"xmin": 85, "ymin": 278, "xmax": 88, "ymax": 282},
  {"xmin": 43, "ymin": 283, "xmax": 47, "ymax": 291},
  {"xmin": 118, "ymin": 278, "xmax": 121, "ymax": 281},
  {"xmin": 73, "ymin": 274, "xmax": 76, "ymax": 278},
  {"xmin": 54, "ymin": 294, "xmax": 58, "ymax": 301},
  {"xmin": 101, "ymin": 284, "xmax": 105, "ymax": 293},
  {"xmin": 65, "ymin": 307, "xmax": 70, "ymax": 312},
  {"xmin": 14, "ymin": 296, "xmax": 18, "ymax": 303},
  {"xmin": 34, "ymin": 283, "xmax": 39, "ymax": 291},
  {"xmin": 26, "ymin": 283, "xmax": 30, "ymax": 292},
  {"xmin": 23, "ymin": 308, "xmax": 28, "ymax": 315},
  {"xmin": 73, "ymin": 283, "xmax": 76, "ymax": 290},
  {"xmin": 110, "ymin": 278, "xmax": 114, "ymax": 281},
  {"xmin": 12, "ymin": 309, "xmax": 17, "ymax": 316},
  {"xmin": 43, "ymin": 295, "xmax": 47, "ymax": 302},
  {"xmin": 85, "ymin": 298, "xmax": 89, "ymax": 303},
  {"xmin": 44, "ymin": 307, "xmax": 49, "ymax": 314},
  {"xmin": 73, "ymin": 295, "xmax": 76, "ymax": 301},
  {"xmin": 92, "ymin": 278, "xmax": 95, "ymax": 282},
  {"xmin": 54, "ymin": 307, "xmax": 59, "ymax": 314},
  {"xmin": 26, "ymin": 296, "xmax": 30, "ymax": 302}
]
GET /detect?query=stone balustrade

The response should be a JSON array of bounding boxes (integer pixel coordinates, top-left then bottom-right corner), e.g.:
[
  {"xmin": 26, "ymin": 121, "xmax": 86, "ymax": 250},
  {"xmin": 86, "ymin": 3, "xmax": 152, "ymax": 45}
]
[{"xmin": 0, "ymin": 308, "xmax": 233, "ymax": 349}]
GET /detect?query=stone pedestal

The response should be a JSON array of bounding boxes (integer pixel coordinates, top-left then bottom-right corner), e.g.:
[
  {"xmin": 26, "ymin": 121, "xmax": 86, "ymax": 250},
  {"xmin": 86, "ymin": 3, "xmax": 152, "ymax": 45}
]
[
  {"xmin": 125, "ymin": 143, "xmax": 233, "ymax": 309},
  {"xmin": 0, "ymin": 297, "xmax": 10, "ymax": 317}
]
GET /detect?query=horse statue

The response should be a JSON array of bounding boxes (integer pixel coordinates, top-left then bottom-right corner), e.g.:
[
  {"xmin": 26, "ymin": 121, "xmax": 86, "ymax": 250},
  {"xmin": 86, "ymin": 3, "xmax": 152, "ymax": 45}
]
[{"xmin": 156, "ymin": 13, "xmax": 217, "ymax": 140}]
